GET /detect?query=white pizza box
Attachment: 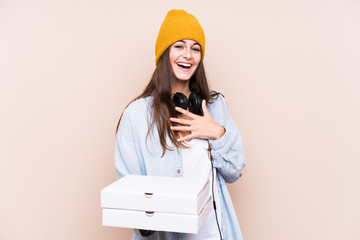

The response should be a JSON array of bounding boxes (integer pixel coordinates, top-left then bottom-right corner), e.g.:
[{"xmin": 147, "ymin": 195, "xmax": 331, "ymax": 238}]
[
  {"xmin": 101, "ymin": 174, "xmax": 210, "ymax": 215},
  {"xmin": 102, "ymin": 195, "xmax": 212, "ymax": 233},
  {"xmin": 101, "ymin": 174, "xmax": 212, "ymax": 233}
]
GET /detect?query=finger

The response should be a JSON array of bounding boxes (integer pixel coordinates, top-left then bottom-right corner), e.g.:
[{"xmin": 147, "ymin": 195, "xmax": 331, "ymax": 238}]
[
  {"xmin": 201, "ymin": 99, "xmax": 209, "ymax": 116},
  {"xmin": 175, "ymin": 107, "xmax": 198, "ymax": 119},
  {"xmin": 170, "ymin": 117, "xmax": 192, "ymax": 125},
  {"xmin": 177, "ymin": 133, "xmax": 195, "ymax": 142},
  {"xmin": 170, "ymin": 126, "xmax": 192, "ymax": 132}
]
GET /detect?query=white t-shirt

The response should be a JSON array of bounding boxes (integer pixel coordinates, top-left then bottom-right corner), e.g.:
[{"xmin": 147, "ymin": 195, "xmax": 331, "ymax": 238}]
[{"xmin": 182, "ymin": 138, "xmax": 222, "ymax": 240}]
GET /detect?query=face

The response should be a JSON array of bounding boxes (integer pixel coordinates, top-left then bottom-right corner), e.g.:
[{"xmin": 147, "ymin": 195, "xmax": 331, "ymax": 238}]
[{"xmin": 169, "ymin": 39, "xmax": 201, "ymax": 81}]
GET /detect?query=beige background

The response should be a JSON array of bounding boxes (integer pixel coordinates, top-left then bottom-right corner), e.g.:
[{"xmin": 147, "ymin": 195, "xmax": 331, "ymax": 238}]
[{"xmin": 1, "ymin": 0, "xmax": 359, "ymax": 239}]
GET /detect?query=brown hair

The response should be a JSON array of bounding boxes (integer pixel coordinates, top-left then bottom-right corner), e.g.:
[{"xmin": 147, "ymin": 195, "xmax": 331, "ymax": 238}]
[{"xmin": 115, "ymin": 47, "xmax": 220, "ymax": 156}]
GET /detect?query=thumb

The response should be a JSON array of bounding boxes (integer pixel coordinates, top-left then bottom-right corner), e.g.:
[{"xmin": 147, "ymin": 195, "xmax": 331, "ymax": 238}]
[{"xmin": 201, "ymin": 99, "xmax": 209, "ymax": 116}]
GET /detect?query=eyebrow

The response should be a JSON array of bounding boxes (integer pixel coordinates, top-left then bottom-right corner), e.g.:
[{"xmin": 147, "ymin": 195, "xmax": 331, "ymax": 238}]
[{"xmin": 176, "ymin": 40, "xmax": 200, "ymax": 47}]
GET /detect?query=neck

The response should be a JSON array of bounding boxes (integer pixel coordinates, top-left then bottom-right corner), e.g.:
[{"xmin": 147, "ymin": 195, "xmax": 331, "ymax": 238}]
[{"xmin": 171, "ymin": 79, "xmax": 191, "ymax": 98}]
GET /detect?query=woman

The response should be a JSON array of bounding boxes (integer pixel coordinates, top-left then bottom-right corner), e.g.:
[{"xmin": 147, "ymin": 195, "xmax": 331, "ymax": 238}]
[{"xmin": 115, "ymin": 9, "xmax": 246, "ymax": 240}]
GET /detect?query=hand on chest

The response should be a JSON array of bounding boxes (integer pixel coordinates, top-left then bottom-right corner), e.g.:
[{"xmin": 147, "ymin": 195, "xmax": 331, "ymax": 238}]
[{"xmin": 174, "ymin": 113, "xmax": 192, "ymax": 139}]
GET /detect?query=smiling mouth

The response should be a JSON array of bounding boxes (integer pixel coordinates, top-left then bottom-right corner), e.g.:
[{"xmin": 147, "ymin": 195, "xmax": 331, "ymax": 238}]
[{"xmin": 176, "ymin": 62, "xmax": 192, "ymax": 69}]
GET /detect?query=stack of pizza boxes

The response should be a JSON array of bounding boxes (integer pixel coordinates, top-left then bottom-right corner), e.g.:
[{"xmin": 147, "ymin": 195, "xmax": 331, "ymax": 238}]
[{"xmin": 101, "ymin": 174, "xmax": 212, "ymax": 233}]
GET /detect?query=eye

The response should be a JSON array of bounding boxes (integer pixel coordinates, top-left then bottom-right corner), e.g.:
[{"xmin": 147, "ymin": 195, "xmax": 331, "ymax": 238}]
[
  {"xmin": 192, "ymin": 47, "xmax": 200, "ymax": 52},
  {"xmin": 174, "ymin": 45, "xmax": 183, "ymax": 49}
]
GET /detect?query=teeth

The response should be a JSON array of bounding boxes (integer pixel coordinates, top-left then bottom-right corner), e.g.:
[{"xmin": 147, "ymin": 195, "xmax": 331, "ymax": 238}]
[{"xmin": 177, "ymin": 63, "xmax": 192, "ymax": 68}]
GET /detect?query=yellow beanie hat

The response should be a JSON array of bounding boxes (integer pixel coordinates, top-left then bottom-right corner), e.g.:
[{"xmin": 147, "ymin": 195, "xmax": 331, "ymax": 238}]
[{"xmin": 155, "ymin": 10, "xmax": 205, "ymax": 65}]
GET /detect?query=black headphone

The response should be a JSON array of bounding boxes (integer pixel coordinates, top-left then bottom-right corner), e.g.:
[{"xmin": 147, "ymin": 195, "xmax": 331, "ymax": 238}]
[{"xmin": 172, "ymin": 92, "xmax": 203, "ymax": 116}]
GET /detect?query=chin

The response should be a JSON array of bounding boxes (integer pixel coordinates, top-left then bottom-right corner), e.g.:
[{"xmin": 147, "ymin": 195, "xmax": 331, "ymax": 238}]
[
  {"xmin": 176, "ymin": 76, "xmax": 190, "ymax": 81},
  {"xmin": 173, "ymin": 71, "xmax": 195, "ymax": 81},
  {"xmin": 174, "ymin": 76, "xmax": 192, "ymax": 81}
]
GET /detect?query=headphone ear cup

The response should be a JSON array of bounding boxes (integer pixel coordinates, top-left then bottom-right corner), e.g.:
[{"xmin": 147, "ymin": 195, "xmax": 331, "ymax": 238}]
[
  {"xmin": 172, "ymin": 92, "xmax": 188, "ymax": 111},
  {"xmin": 188, "ymin": 92, "xmax": 203, "ymax": 116}
]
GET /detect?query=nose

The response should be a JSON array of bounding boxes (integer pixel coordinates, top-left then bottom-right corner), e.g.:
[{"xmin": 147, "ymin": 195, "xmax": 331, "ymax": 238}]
[{"xmin": 183, "ymin": 46, "xmax": 192, "ymax": 60}]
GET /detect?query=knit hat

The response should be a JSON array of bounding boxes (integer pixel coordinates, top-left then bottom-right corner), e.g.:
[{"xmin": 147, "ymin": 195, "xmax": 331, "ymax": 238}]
[{"xmin": 155, "ymin": 10, "xmax": 205, "ymax": 65}]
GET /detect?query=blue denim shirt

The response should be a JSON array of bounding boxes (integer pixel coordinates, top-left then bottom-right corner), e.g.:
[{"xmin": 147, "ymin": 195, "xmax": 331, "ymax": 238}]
[{"xmin": 115, "ymin": 94, "xmax": 246, "ymax": 240}]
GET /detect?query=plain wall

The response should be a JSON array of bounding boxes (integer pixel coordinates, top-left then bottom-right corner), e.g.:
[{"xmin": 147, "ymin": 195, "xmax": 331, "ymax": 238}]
[{"xmin": 1, "ymin": 0, "xmax": 359, "ymax": 239}]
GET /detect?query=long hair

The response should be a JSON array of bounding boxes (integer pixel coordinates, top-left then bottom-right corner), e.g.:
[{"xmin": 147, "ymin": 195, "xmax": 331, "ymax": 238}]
[{"xmin": 115, "ymin": 46, "xmax": 220, "ymax": 156}]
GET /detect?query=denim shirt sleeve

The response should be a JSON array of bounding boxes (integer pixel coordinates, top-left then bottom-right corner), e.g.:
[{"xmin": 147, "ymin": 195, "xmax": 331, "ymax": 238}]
[
  {"xmin": 114, "ymin": 106, "xmax": 144, "ymax": 178},
  {"xmin": 208, "ymin": 95, "xmax": 246, "ymax": 183}
]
